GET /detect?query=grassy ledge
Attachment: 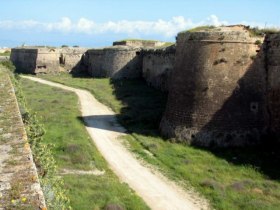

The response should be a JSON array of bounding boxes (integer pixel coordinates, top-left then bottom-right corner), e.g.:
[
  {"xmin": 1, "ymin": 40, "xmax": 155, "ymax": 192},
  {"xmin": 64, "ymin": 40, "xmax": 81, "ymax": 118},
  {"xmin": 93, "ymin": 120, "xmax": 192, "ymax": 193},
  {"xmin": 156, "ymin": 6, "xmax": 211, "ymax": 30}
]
[
  {"xmin": 37, "ymin": 72, "xmax": 280, "ymax": 210},
  {"xmin": 11, "ymin": 72, "xmax": 149, "ymax": 209}
]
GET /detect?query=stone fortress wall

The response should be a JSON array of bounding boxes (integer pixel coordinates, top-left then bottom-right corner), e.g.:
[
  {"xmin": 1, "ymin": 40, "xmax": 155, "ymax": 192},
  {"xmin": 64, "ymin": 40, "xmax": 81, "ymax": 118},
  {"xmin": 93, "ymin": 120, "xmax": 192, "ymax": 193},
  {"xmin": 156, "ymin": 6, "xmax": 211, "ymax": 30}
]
[
  {"xmin": 10, "ymin": 41, "xmax": 174, "ymax": 90},
  {"xmin": 85, "ymin": 46, "xmax": 143, "ymax": 79},
  {"xmin": 142, "ymin": 45, "xmax": 175, "ymax": 91},
  {"xmin": 10, "ymin": 47, "xmax": 87, "ymax": 74},
  {"xmin": 9, "ymin": 26, "xmax": 280, "ymax": 147},
  {"xmin": 267, "ymin": 33, "xmax": 280, "ymax": 138},
  {"xmin": 113, "ymin": 40, "xmax": 167, "ymax": 48},
  {"xmin": 160, "ymin": 25, "xmax": 280, "ymax": 147}
]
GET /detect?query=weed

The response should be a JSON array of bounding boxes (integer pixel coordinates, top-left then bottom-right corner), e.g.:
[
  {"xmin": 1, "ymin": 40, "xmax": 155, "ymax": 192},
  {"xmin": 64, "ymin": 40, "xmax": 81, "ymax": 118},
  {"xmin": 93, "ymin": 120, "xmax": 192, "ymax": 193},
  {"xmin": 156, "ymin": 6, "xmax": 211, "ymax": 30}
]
[
  {"xmin": 19, "ymin": 77, "xmax": 149, "ymax": 210},
  {"xmin": 38, "ymin": 73, "xmax": 280, "ymax": 210}
]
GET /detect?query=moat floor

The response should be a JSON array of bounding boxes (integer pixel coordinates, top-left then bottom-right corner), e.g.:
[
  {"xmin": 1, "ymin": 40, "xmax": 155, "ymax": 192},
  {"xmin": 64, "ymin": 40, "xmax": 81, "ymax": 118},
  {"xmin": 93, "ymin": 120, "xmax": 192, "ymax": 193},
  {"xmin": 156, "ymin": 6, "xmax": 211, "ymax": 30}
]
[{"xmin": 22, "ymin": 75, "xmax": 209, "ymax": 210}]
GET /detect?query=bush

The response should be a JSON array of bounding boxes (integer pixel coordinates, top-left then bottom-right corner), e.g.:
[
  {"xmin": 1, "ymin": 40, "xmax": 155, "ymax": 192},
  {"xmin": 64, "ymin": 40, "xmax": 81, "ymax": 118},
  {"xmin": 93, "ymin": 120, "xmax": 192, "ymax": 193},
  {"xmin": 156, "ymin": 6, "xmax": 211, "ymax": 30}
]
[{"xmin": 0, "ymin": 60, "xmax": 16, "ymax": 72}]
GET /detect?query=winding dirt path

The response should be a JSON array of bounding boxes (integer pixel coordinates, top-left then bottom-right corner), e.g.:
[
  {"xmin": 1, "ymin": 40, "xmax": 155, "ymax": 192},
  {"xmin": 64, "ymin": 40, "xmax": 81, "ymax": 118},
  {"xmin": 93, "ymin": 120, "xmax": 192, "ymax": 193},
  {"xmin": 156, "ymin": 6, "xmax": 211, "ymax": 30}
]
[{"xmin": 22, "ymin": 76, "xmax": 209, "ymax": 210}]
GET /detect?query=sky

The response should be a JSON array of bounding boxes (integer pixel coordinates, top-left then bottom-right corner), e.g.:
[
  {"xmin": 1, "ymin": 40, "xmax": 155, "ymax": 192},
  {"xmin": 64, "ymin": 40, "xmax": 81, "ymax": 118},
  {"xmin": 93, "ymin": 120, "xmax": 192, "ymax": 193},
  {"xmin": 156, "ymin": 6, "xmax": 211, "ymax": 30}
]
[{"xmin": 0, "ymin": 0, "xmax": 279, "ymax": 48}]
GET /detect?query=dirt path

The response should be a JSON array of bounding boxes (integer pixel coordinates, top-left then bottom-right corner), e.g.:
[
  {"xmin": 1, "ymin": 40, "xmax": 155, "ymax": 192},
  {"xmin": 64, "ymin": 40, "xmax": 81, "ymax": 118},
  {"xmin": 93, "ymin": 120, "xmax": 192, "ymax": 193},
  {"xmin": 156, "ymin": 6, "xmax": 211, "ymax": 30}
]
[{"xmin": 22, "ymin": 76, "xmax": 209, "ymax": 210}]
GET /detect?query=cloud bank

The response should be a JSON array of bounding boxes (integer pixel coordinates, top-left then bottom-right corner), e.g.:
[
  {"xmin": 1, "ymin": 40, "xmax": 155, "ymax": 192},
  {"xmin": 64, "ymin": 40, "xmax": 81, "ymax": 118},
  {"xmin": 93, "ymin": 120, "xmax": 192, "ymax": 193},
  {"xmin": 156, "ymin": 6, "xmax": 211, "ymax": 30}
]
[
  {"xmin": 0, "ymin": 15, "xmax": 276, "ymax": 38},
  {"xmin": 0, "ymin": 15, "xmax": 226, "ymax": 37}
]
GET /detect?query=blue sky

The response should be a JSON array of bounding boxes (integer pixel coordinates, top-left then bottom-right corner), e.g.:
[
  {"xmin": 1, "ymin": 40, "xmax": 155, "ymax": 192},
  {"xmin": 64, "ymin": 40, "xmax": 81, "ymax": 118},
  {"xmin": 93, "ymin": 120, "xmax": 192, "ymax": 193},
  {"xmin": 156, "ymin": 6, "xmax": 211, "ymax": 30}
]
[{"xmin": 0, "ymin": 0, "xmax": 279, "ymax": 47}]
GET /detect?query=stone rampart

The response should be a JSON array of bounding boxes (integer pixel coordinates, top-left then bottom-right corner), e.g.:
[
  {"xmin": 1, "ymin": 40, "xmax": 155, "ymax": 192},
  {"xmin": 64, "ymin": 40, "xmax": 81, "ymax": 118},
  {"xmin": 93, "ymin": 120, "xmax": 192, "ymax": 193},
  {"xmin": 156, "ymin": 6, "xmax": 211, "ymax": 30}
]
[
  {"xmin": 86, "ymin": 46, "xmax": 142, "ymax": 79},
  {"xmin": 160, "ymin": 26, "xmax": 267, "ymax": 147},
  {"xmin": 10, "ymin": 47, "xmax": 87, "ymax": 74},
  {"xmin": 142, "ymin": 45, "xmax": 175, "ymax": 91},
  {"xmin": 267, "ymin": 33, "xmax": 280, "ymax": 139},
  {"xmin": 113, "ymin": 40, "xmax": 167, "ymax": 48},
  {"xmin": 59, "ymin": 47, "xmax": 87, "ymax": 71}
]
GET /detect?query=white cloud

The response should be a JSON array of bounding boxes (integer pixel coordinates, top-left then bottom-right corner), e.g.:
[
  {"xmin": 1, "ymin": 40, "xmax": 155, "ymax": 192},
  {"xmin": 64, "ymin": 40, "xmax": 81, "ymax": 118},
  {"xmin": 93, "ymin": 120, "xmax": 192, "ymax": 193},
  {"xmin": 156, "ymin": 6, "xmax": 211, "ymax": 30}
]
[
  {"xmin": 206, "ymin": 15, "xmax": 228, "ymax": 26},
  {"xmin": 0, "ymin": 15, "xmax": 277, "ymax": 37}
]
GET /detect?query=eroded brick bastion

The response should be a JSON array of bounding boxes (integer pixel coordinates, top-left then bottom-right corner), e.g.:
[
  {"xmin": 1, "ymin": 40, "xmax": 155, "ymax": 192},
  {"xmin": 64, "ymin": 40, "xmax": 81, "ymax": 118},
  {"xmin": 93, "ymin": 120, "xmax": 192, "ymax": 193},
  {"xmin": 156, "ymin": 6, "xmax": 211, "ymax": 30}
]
[{"xmin": 160, "ymin": 26, "xmax": 267, "ymax": 147}]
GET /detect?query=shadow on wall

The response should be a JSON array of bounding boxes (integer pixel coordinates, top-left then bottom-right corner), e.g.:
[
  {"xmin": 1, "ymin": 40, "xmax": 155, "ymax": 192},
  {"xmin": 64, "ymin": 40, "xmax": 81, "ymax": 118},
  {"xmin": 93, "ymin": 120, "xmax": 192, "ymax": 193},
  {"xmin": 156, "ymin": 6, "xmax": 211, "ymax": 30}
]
[
  {"xmin": 110, "ymin": 55, "xmax": 142, "ymax": 79},
  {"xmin": 69, "ymin": 53, "xmax": 89, "ymax": 77},
  {"xmin": 110, "ymin": 78, "xmax": 168, "ymax": 137},
  {"xmin": 193, "ymin": 43, "xmax": 268, "ymax": 147},
  {"xmin": 11, "ymin": 49, "xmax": 38, "ymax": 74},
  {"xmin": 197, "ymin": 45, "xmax": 280, "ymax": 180},
  {"xmin": 85, "ymin": 49, "xmax": 143, "ymax": 79},
  {"xmin": 70, "ymin": 38, "xmax": 280, "ymax": 180},
  {"xmin": 161, "ymin": 36, "xmax": 270, "ymax": 147},
  {"xmin": 69, "ymin": 57, "xmax": 168, "ymax": 137}
]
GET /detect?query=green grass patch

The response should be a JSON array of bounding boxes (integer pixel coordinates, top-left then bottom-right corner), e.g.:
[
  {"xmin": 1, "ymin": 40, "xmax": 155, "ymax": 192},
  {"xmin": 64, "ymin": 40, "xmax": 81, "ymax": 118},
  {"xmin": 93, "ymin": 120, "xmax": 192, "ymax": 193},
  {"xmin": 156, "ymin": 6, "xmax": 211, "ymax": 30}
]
[
  {"xmin": 19, "ymin": 76, "xmax": 149, "ymax": 210},
  {"xmin": 248, "ymin": 27, "xmax": 280, "ymax": 37},
  {"xmin": 37, "ymin": 73, "xmax": 280, "ymax": 210},
  {"xmin": 0, "ymin": 51, "xmax": 11, "ymax": 56},
  {"xmin": 187, "ymin": 25, "xmax": 215, "ymax": 32},
  {"xmin": 116, "ymin": 39, "xmax": 162, "ymax": 42}
]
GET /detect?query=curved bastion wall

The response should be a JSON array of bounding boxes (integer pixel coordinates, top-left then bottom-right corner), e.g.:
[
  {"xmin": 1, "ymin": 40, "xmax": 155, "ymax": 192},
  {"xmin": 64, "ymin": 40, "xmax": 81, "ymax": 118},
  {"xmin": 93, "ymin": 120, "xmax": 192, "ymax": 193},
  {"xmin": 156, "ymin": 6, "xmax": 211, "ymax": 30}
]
[
  {"xmin": 160, "ymin": 26, "xmax": 267, "ymax": 147},
  {"xmin": 85, "ymin": 46, "xmax": 143, "ymax": 79},
  {"xmin": 142, "ymin": 45, "xmax": 175, "ymax": 92}
]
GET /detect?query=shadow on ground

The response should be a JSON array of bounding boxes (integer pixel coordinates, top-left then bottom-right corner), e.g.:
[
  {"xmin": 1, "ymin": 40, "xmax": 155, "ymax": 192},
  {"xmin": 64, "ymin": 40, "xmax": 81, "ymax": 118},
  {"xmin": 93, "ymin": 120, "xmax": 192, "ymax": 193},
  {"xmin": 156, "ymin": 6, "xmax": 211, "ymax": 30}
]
[{"xmin": 71, "ymin": 69, "xmax": 280, "ymax": 181}]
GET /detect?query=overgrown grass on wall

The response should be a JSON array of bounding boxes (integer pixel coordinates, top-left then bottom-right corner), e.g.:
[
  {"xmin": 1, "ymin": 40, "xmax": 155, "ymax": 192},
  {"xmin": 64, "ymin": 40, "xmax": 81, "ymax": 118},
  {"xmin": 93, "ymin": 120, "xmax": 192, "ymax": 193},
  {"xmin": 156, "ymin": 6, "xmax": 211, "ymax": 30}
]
[
  {"xmin": 1, "ymin": 62, "xmax": 71, "ymax": 209},
  {"xmin": 38, "ymin": 72, "xmax": 280, "ymax": 210}
]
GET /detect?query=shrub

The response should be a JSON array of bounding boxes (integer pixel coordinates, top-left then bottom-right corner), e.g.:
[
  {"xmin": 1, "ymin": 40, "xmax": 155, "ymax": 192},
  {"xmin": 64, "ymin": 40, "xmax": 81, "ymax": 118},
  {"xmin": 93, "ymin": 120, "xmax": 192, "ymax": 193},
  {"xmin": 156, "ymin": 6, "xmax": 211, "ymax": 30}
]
[{"xmin": 0, "ymin": 60, "xmax": 16, "ymax": 72}]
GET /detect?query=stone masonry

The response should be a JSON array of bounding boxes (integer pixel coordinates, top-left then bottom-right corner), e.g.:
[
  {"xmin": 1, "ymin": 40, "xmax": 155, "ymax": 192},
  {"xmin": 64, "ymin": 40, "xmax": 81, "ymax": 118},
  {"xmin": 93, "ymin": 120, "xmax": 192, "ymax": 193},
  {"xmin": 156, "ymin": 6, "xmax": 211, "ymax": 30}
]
[
  {"xmin": 85, "ymin": 46, "xmax": 142, "ymax": 79},
  {"xmin": 267, "ymin": 33, "xmax": 280, "ymax": 139},
  {"xmin": 160, "ymin": 25, "xmax": 268, "ymax": 147},
  {"xmin": 10, "ymin": 47, "xmax": 87, "ymax": 74},
  {"xmin": 113, "ymin": 40, "xmax": 167, "ymax": 48},
  {"xmin": 0, "ymin": 67, "xmax": 46, "ymax": 209},
  {"xmin": 142, "ymin": 45, "xmax": 175, "ymax": 91},
  {"xmin": 9, "ymin": 26, "xmax": 280, "ymax": 146}
]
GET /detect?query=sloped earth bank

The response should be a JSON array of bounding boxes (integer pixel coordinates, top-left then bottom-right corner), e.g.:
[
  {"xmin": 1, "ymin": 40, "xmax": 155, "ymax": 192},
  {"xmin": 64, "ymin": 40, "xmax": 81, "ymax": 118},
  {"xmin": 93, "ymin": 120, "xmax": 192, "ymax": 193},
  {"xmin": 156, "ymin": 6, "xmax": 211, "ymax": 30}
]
[{"xmin": 22, "ymin": 75, "xmax": 209, "ymax": 210}]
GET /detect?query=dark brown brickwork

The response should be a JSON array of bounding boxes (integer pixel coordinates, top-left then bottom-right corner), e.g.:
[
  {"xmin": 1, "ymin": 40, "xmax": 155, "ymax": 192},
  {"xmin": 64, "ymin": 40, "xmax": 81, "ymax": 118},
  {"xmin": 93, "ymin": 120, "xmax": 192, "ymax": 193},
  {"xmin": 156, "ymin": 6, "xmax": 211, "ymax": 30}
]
[
  {"xmin": 142, "ymin": 45, "xmax": 175, "ymax": 91},
  {"xmin": 160, "ymin": 26, "xmax": 269, "ymax": 147},
  {"xmin": 267, "ymin": 34, "xmax": 280, "ymax": 139}
]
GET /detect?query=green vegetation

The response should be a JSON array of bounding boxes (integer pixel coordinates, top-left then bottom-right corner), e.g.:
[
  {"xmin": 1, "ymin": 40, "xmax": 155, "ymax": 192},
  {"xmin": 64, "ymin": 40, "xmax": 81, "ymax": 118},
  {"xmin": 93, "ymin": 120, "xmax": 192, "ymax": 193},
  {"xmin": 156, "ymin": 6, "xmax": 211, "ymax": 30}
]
[
  {"xmin": 186, "ymin": 25, "xmax": 215, "ymax": 33},
  {"xmin": 156, "ymin": 42, "xmax": 175, "ymax": 48},
  {"xmin": 38, "ymin": 72, "xmax": 280, "ymax": 210},
  {"xmin": 116, "ymin": 38, "xmax": 161, "ymax": 42},
  {"xmin": 1, "ymin": 62, "xmax": 71, "ymax": 209},
  {"xmin": 18, "ymin": 75, "xmax": 149, "ymax": 210},
  {"xmin": 1, "ymin": 60, "xmax": 15, "ymax": 72},
  {"xmin": 0, "ymin": 50, "xmax": 11, "ymax": 56},
  {"xmin": 248, "ymin": 27, "xmax": 280, "ymax": 37}
]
